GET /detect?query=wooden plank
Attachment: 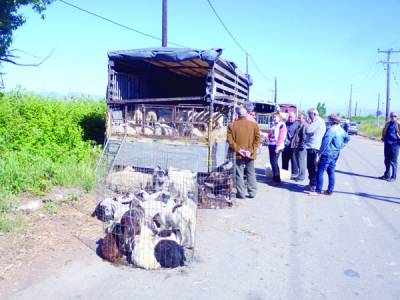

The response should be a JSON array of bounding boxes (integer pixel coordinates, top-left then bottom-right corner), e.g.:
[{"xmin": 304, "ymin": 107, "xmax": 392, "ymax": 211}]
[
  {"xmin": 215, "ymin": 92, "xmax": 247, "ymax": 101},
  {"xmin": 107, "ymin": 96, "xmax": 205, "ymax": 104},
  {"xmin": 214, "ymin": 63, "xmax": 248, "ymax": 89},
  {"xmin": 216, "ymin": 59, "xmax": 249, "ymax": 86},
  {"xmin": 214, "ymin": 72, "xmax": 249, "ymax": 96},
  {"xmin": 215, "ymin": 83, "xmax": 248, "ymax": 99}
]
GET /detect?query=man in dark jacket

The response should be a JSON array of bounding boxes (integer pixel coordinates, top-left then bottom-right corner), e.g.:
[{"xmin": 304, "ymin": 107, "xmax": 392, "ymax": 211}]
[
  {"xmin": 282, "ymin": 112, "xmax": 300, "ymax": 178},
  {"xmin": 292, "ymin": 113, "xmax": 307, "ymax": 182},
  {"xmin": 380, "ymin": 112, "xmax": 400, "ymax": 182},
  {"xmin": 227, "ymin": 107, "xmax": 261, "ymax": 199}
]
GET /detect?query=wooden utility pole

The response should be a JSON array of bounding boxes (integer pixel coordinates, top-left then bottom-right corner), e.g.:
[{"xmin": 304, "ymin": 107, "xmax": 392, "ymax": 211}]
[
  {"xmin": 377, "ymin": 93, "xmax": 381, "ymax": 128},
  {"xmin": 347, "ymin": 84, "xmax": 352, "ymax": 120},
  {"xmin": 354, "ymin": 101, "xmax": 358, "ymax": 117},
  {"xmin": 162, "ymin": 0, "xmax": 167, "ymax": 47},
  {"xmin": 378, "ymin": 48, "xmax": 400, "ymax": 121}
]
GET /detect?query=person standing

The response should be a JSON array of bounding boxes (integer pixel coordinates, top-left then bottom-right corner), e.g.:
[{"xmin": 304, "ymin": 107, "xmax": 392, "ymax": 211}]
[
  {"xmin": 304, "ymin": 108, "xmax": 326, "ymax": 192},
  {"xmin": 310, "ymin": 113, "xmax": 349, "ymax": 196},
  {"xmin": 282, "ymin": 112, "xmax": 301, "ymax": 179},
  {"xmin": 227, "ymin": 107, "xmax": 261, "ymax": 198},
  {"xmin": 380, "ymin": 112, "xmax": 400, "ymax": 182},
  {"xmin": 267, "ymin": 112, "xmax": 287, "ymax": 185},
  {"xmin": 292, "ymin": 113, "xmax": 307, "ymax": 182}
]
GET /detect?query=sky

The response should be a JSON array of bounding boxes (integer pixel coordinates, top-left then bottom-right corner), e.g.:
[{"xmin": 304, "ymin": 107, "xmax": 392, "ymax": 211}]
[{"xmin": 2, "ymin": 0, "xmax": 400, "ymax": 116}]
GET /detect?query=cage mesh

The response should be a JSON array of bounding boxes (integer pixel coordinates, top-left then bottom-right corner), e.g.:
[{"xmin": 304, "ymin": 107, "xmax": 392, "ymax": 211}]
[{"xmin": 94, "ymin": 137, "xmax": 234, "ymax": 269}]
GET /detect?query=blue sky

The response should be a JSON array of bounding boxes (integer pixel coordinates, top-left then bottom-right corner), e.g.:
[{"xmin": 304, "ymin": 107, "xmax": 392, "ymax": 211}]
[{"xmin": 2, "ymin": 0, "xmax": 400, "ymax": 115}]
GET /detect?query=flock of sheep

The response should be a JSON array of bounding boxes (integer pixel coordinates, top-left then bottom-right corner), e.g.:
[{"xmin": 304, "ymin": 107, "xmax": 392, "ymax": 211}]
[
  {"xmin": 110, "ymin": 108, "xmax": 226, "ymax": 141},
  {"xmin": 94, "ymin": 166, "xmax": 198, "ymax": 269}
]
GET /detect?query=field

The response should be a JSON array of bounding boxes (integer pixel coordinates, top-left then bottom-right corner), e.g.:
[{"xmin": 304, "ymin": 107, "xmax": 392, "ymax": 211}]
[
  {"xmin": 0, "ymin": 91, "xmax": 106, "ymax": 232},
  {"xmin": 350, "ymin": 116, "xmax": 383, "ymax": 139}
]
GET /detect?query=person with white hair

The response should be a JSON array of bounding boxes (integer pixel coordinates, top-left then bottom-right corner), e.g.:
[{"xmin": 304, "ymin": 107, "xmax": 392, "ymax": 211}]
[
  {"xmin": 282, "ymin": 112, "xmax": 301, "ymax": 178},
  {"xmin": 227, "ymin": 106, "xmax": 261, "ymax": 198},
  {"xmin": 304, "ymin": 108, "xmax": 326, "ymax": 192}
]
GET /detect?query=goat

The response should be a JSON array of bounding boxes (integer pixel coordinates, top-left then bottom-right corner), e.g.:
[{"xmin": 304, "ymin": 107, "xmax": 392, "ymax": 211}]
[
  {"xmin": 154, "ymin": 240, "xmax": 185, "ymax": 268},
  {"xmin": 100, "ymin": 232, "xmax": 122, "ymax": 263}
]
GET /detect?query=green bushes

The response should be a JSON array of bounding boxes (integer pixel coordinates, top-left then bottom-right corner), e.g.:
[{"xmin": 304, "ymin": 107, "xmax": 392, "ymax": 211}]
[{"xmin": 0, "ymin": 91, "xmax": 106, "ymax": 196}]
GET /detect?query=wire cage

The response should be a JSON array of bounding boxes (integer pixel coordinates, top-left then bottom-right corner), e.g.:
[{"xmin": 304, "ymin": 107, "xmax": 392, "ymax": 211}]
[{"xmin": 94, "ymin": 143, "xmax": 196, "ymax": 269}]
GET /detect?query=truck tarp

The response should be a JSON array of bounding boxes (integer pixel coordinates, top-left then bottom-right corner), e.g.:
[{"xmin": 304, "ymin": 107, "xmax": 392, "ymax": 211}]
[{"xmin": 108, "ymin": 47, "xmax": 223, "ymax": 66}]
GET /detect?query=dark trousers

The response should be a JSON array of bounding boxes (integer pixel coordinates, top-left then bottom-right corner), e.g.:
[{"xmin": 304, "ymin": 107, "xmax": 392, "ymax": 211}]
[
  {"xmin": 282, "ymin": 148, "xmax": 299, "ymax": 176},
  {"xmin": 384, "ymin": 142, "xmax": 399, "ymax": 179},
  {"xmin": 294, "ymin": 148, "xmax": 306, "ymax": 180},
  {"xmin": 307, "ymin": 149, "xmax": 319, "ymax": 190},
  {"xmin": 316, "ymin": 152, "xmax": 340, "ymax": 193},
  {"xmin": 235, "ymin": 158, "xmax": 257, "ymax": 198},
  {"xmin": 269, "ymin": 145, "xmax": 282, "ymax": 182}
]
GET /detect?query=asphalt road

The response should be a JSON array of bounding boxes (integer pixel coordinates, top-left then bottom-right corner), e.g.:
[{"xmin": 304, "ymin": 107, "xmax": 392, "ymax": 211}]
[{"xmin": 4, "ymin": 135, "xmax": 400, "ymax": 300}]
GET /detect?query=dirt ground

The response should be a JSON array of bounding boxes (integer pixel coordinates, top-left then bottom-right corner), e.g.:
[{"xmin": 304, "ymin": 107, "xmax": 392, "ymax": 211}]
[{"xmin": 0, "ymin": 188, "xmax": 104, "ymax": 295}]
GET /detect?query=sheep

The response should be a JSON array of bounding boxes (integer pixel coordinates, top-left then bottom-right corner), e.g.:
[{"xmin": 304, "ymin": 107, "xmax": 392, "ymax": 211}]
[
  {"xmin": 100, "ymin": 232, "xmax": 123, "ymax": 262},
  {"xmin": 167, "ymin": 167, "xmax": 197, "ymax": 200},
  {"xmin": 119, "ymin": 205, "xmax": 145, "ymax": 255},
  {"xmin": 133, "ymin": 109, "xmax": 143, "ymax": 124},
  {"xmin": 154, "ymin": 240, "xmax": 185, "ymax": 268},
  {"xmin": 92, "ymin": 196, "xmax": 130, "ymax": 222},
  {"xmin": 191, "ymin": 127, "xmax": 204, "ymax": 138},
  {"xmin": 152, "ymin": 166, "xmax": 168, "ymax": 192},
  {"xmin": 106, "ymin": 169, "xmax": 153, "ymax": 193},
  {"xmin": 145, "ymin": 111, "xmax": 158, "ymax": 125}
]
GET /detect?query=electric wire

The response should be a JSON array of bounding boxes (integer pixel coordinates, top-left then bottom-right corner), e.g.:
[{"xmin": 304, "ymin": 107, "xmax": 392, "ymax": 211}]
[{"xmin": 58, "ymin": 0, "xmax": 186, "ymax": 47}]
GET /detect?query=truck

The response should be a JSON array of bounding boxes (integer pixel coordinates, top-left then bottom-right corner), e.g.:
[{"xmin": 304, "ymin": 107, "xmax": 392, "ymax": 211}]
[{"xmin": 97, "ymin": 47, "xmax": 252, "ymax": 209}]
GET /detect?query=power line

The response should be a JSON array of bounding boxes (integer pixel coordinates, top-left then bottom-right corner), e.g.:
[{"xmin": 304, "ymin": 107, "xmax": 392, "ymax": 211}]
[
  {"xmin": 58, "ymin": 0, "xmax": 186, "ymax": 47},
  {"xmin": 205, "ymin": 0, "xmax": 273, "ymax": 83},
  {"xmin": 205, "ymin": 0, "xmax": 247, "ymax": 54}
]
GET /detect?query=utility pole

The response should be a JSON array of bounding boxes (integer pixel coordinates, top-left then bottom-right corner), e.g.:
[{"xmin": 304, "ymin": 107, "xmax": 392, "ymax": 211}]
[
  {"xmin": 162, "ymin": 0, "xmax": 167, "ymax": 47},
  {"xmin": 245, "ymin": 53, "xmax": 249, "ymax": 75},
  {"xmin": 377, "ymin": 93, "xmax": 381, "ymax": 128},
  {"xmin": 347, "ymin": 84, "xmax": 352, "ymax": 120},
  {"xmin": 274, "ymin": 76, "xmax": 277, "ymax": 105},
  {"xmin": 378, "ymin": 48, "xmax": 400, "ymax": 121},
  {"xmin": 354, "ymin": 101, "xmax": 358, "ymax": 117}
]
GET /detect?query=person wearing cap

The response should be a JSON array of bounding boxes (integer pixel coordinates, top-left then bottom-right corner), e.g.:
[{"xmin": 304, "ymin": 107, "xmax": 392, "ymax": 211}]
[
  {"xmin": 304, "ymin": 108, "xmax": 326, "ymax": 192},
  {"xmin": 380, "ymin": 112, "xmax": 400, "ymax": 182},
  {"xmin": 310, "ymin": 113, "xmax": 349, "ymax": 196},
  {"xmin": 227, "ymin": 106, "xmax": 261, "ymax": 199}
]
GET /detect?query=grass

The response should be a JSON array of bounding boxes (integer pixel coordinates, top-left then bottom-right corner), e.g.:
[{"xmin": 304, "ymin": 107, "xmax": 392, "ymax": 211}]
[
  {"xmin": 345, "ymin": 116, "xmax": 384, "ymax": 139},
  {"xmin": 0, "ymin": 91, "xmax": 106, "ymax": 233}
]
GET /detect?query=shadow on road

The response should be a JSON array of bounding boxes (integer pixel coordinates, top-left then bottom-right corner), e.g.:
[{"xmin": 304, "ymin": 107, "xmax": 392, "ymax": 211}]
[
  {"xmin": 335, "ymin": 190, "xmax": 400, "ymax": 205},
  {"xmin": 255, "ymin": 168, "xmax": 308, "ymax": 194},
  {"xmin": 335, "ymin": 169, "xmax": 380, "ymax": 180}
]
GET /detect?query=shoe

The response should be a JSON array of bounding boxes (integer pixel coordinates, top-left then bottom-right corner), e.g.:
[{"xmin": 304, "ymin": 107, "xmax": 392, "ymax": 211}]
[
  {"xmin": 378, "ymin": 175, "xmax": 390, "ymax": 180},
  {"xmin": 388, "ymin": 178, "xmax": 396, "ymax": 182},
  {"xmin": 309, "ymin": 191, "xmax": 321, "ymax": 196},
  {"xmin": 236, "ymin": 194, "xmax": 245, "ymax": 199},
  {"xmin": 323, "ymin": 191, "xmax": 333, "ymax": 196},
  {"xmin": 290, "ymin": 175, "xmax": 299, "ymax": 180},
  {"xmin": 246, "ymin": 195, "xmax": 255, "ymax": 199}
]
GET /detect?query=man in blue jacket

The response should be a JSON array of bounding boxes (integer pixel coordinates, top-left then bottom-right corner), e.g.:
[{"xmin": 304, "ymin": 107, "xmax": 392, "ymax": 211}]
[
  {"xmin": 380, "ymin": 112, "xmax": 400, "ymax": 182},
  {"xmin": 310, "ymin": 113, "xmax": 349, "ymax": 196}
]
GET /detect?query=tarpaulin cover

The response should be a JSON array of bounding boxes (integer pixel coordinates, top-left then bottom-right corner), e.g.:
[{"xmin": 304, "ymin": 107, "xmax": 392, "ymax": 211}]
[{"xmin": 108, "ymin": 47, "xmax": 223, "ymax": 66}]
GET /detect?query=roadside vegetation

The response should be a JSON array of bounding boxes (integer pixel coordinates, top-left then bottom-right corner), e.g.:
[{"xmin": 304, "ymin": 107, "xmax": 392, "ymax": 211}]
[
  {"xmin": 351, "ymin": 116, "xmax": 383, "ymax": 139},
  {"xmin": 0, "ymin": 90, "xmax": 106, "ymax": 232}
]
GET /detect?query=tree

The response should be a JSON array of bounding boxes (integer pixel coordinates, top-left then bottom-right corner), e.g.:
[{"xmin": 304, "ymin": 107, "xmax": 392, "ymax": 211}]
[
  {"xmin": 316, "ymin": 102, "xmax": 327, "ymax": 118},
  {"xmin": 0, "ymin": 0, "xmax": 54, "ymax": 66}
]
